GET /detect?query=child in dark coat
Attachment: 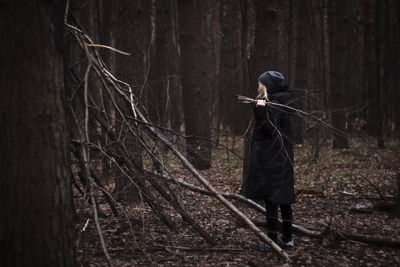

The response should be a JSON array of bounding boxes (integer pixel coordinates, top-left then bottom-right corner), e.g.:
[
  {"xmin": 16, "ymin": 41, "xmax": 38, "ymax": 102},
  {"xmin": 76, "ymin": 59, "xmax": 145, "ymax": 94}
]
[{"xmin": 246, "ymin": 71, "xmax": 296, "ymax": 252}]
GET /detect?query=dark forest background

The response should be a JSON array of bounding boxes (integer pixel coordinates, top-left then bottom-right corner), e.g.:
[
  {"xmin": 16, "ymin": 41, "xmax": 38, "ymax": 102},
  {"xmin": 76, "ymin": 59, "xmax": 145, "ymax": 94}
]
[
  {"xmin": 1, "ymin": 0, "xmax": 400, "ymax": 265},
  {"xmin": 71, "ymin": 0, "xmax": 400, "ymax": 160}
]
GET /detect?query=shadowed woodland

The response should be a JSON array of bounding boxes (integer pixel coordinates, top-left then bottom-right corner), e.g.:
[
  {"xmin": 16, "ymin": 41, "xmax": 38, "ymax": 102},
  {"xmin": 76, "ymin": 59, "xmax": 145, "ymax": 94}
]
[{"xmin": 1, "ymin": 0, "xmax": 400, "ymax": 266}]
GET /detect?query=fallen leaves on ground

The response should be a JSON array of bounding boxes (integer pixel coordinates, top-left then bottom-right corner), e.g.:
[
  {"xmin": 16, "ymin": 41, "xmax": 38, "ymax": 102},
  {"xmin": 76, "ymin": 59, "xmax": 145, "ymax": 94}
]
[{"xmin": 75, "ymin": 137, "xmax": 400, "ymax": 266}]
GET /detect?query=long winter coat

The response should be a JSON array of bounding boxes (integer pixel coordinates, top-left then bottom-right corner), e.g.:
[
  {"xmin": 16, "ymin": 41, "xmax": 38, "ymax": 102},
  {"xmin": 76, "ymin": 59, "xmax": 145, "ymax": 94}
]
[{"xmin": 245, "ymin": 86, "xmax": 296, "ymax": 205}]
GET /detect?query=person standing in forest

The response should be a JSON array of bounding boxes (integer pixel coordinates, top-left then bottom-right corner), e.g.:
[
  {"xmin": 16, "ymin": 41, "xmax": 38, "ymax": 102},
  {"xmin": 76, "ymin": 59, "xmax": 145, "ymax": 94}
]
[{"xmin": 245, "ymin": 71, "xmax": 296, "ymax": 252}]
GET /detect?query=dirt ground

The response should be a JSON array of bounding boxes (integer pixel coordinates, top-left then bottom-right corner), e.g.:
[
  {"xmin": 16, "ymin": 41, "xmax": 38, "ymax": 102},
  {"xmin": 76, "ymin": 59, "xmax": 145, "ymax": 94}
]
[{"xmin": 75, "ymin": 137, "xmax": 400, "ymax": 266}]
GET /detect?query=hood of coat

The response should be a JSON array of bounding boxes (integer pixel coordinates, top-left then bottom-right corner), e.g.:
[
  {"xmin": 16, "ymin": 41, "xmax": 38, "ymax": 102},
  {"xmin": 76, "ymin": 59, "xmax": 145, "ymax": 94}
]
[{"xmin": 268, "ymin": 85, "xmax": 290, "ymax": 94}]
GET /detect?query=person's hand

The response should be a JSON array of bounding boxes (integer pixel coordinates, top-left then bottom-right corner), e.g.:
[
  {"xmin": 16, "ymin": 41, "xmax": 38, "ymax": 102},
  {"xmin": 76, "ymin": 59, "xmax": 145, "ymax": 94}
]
[{"xmin": 256, "ymin": 99, "xmax": 266, "ymax": 106}]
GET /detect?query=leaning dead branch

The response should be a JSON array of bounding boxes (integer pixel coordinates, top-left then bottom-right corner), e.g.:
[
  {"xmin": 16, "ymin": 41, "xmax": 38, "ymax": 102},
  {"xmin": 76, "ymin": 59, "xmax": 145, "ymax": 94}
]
[
  {"xmin": 80, "ymin": 56, "xmax": 113, "ymax": 266},
  {"xmin": 252, "ymin": 219, "xmax": 400, "ymax": 248},
  {"xmin": 145, "ymin": 169, "xmax": 266, "ymax": 214}
]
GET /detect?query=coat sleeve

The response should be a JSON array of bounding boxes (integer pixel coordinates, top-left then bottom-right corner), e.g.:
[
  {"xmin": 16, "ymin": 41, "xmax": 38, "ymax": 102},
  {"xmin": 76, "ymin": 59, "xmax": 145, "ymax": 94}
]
[
  {"xmin": 270, "ymin": 92, "xmax": 295, "ymax": 137},
  {"xmin": 252, "ymin": 105, "xmax": 267, "ymax": 122},
  {"xmin": 252, "ymin": 104, "xmax": 278, "ymax": 141}
]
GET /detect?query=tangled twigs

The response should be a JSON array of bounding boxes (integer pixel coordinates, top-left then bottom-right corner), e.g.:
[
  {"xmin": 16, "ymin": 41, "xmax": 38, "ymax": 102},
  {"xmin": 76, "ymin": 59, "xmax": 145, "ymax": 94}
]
[
  {"xmin": 71, "ymin": 143, "xmax": 119, "ymax": 217},
  {"xmin": 236, "ymin": 94, "xmax": 348, "ymax": 137},
  {"xmin": 65, "ymin": 15, "xmax": 292, "ymax": 263},
  {"xmin": 82, "ymin": 91, "xmax": 215, "ymax": 244}
]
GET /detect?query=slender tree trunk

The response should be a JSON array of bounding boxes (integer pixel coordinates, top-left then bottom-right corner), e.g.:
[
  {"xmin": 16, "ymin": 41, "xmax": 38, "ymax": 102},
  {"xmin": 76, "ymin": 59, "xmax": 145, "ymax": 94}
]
[
  {"xmin": 0, "ymin": 1, "xmax": 76, "ymax": 265},
  {"xmin": 328, "ymin": 0, "xmax": 349, "ymax": 149},
  {"xmin": 219, "ymin": 0, "xmax": 244, "ymax": 135},
  {"xmin": 364, "ymin": 0, "xmax": 377, "ymax": 137},
  {"xmin": 147, "ymin": 0, "xmax": 169, "ymax": 126},
  {"xmin": 393, "ymin": 1, "xmax": 400, "ymax": 138},
  {"xmin": 238, "ymin": 0, "xmax": 254, "ymax": 195},
  {"xmin": 251, "ymin": 0, "xmax": 282, "ymax": 83},
  {"xmin": 375, "ymin": 0, "xmax": 385, "ymax": 148},
  {"xmin": 240, "ymin": 0, "xmax": 254, "ymax": 111},
  {"xmin": 286, "ymin": 0, "xmax": 295, "ymax": 85},
  {"xmin": 210, "ymin": 1, "xmax": 222, "ymax": 135},
  {"xmin": 177, "ymin": 0, "xmax": 214, "ymax": 170},
  {"xmin": 112, "ymin": 0, "xmax": 150, "ymax": 201},
  {"xmin": 97, "ymin": 0, "xmax": 115, "ymax": 182},
  {"xmin": 322, "ymin": 0, "xmax": 331, "ymax": 134},
  {"xmin": 166, "ymin": 0, "xmax": 183, "ymax": 133},
  {"xmin": 293, "ymin": 0, "xmax": 308, "ymax": 144},
  {"xmin": 383, "ymin": 0, "xmax": 390, "ymax": 136},
  {"xmin": 307, "ymin": 1, "xmax": 322, "ymax": 158},
  {"xmin": 345, "ymin": 1, "xmax": 362, "ymax": 132}
]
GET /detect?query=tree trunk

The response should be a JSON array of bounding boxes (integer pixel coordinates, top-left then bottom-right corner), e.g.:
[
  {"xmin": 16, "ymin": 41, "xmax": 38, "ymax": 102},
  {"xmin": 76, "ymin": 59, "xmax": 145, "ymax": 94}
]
[
  {"xmin": 345, "ymin": 1, "xmax": 364, "ymax": 133},
  {"xmin": 251, "ymin": 0, "xmax": 282, "ymax": 83},
  {"xmin": 166, "ymin": 0, "xmax": 183, "ymax": 133},
  {"xmin": 374, "ymin": 0, "xmax": 385, "ymax": 148},
  {"xmin": 364, "ymin": 0, "xmax": 377, "ymax": 137},
  {"xmin": 393, "ymin": 1, "xmax": 400, "ymax": 138},
  {"xmin": 328, "ymin": 0, "xmax": 349, "ymax": 149},
  {"xmin": 177, "ymin": 0, "xmax": 214, "ymax": 170},
  {"xmin": 0, "ymin": 2, "xmax": 76, "ymax": 265},
  {"xmin": 293, "ymin": 0, "xmax": 308, "ymax": 144},
  {"xmin": 149, "ymin": 0, "xmax": 183, "ymax": 133},
  {"xmin": 219, "ymin": 0, "xmax": 244, "ymax": 135},
  {"xmin": 112, "ymin": 0, "xmax": 150, "ymax": 202},
  {"xmin": 147, "ymin": 0, "xmax": 169, "ymax": 126}
]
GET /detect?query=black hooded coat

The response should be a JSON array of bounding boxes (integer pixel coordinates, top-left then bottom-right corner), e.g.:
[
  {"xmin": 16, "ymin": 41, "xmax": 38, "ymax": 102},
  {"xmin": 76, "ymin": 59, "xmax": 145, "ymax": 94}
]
[{"xmin": 245, "ymin": 86, "xmax": 296, "ymax": 205}]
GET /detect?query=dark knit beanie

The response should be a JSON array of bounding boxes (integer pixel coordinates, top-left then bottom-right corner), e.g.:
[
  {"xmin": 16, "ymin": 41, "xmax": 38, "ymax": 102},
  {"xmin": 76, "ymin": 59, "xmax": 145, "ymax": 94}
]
[{"xmin": 258, "ymin": 71, "xmax": 285, "ymax": 89}]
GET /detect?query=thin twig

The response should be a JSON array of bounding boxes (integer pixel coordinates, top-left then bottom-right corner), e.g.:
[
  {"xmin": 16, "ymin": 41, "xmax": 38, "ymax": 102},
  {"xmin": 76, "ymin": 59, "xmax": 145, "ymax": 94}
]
[
  {"xmin": 87, "ymin": 43, "xmax": 131, "ymax": 55},
  {"xmin": 91, "ymin": 195, "xmax": 113, "ymax": 267}
]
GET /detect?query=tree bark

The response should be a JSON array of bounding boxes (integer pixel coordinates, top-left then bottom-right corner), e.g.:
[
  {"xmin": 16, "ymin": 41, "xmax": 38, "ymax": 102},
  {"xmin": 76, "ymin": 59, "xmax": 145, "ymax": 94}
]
[
  {"xmin": 219, "ymin": 0, "xmax": 244, "ymax": 135},
  {"xmin": 293, "ymin": 0, "xmax": 308, "ymax": 144},
  {"xmin": 374, "ymin": 0, "xmax": 385, "ymax": 148},
  {"xmin": 112, "ymin": 0, "xmax": 150, "ymax": 202},
  {"xmin": 166, "ymin": 0, "xmax": 183, "ymax": 133},
  {"xmin": 328, "ymin": 0, "xmax": 349, "ymax": 149},
  {"xmin": 0, "ymin": 1, "xmax": 76, "ymax": 265},
  {"xmin": 148, "ymin": 0, "xmax": 183, "ymax": 133},
  {"xmin": 393, "ymin": 1, "xmax": 400, "ymax": 138},
  {"xmin": 177, "ymin": 0, "xmax": 214, "ymax": 170},
  {"xmin": 364, "ymin": 0, "xmax": 377, "ymax": 137},
  {"xmin": 251, "ymin": 0, "xmax": 282, "ymax": 83},
  {"xmin": 147, "ymin": 0, "xmax": 168, "ymax": 126}
]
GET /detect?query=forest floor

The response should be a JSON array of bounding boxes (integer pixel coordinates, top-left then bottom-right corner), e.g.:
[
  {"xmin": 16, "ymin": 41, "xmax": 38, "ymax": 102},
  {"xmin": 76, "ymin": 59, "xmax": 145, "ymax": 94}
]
[{"xmin": 75, "ymin": 136, "xmax": 400, "ymax": 266}]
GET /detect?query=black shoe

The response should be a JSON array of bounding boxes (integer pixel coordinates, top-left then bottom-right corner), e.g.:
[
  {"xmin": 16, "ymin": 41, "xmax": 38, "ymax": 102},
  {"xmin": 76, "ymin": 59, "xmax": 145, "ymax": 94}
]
[
  {"xmin": 251, "ymin": 243, "xmax": 272, "ymax": 253},
  {"xmin": 278, "ymin": 239, "xmax": 294, "ymax": 250}
]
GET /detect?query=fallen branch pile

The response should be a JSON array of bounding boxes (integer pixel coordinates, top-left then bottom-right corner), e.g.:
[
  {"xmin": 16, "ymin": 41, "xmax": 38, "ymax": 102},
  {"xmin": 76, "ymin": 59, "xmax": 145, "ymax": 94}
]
[{"xmin": 64, "ymin": 13, "xmax": 294, "ymax": 263}]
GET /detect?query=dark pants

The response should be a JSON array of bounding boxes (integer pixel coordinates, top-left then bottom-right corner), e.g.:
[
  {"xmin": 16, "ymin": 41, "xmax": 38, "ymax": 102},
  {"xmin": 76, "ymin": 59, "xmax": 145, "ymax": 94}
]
[{"xmin": 265, "ymin": 200, "xmax": 293, "ymax": 242}]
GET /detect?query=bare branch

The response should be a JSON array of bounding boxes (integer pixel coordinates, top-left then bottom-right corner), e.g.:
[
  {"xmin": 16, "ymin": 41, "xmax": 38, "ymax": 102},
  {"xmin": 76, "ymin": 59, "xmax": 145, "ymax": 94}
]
[{"xmin": 87, "ymin": 43, "xmax": 131, "ymax": 55}]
